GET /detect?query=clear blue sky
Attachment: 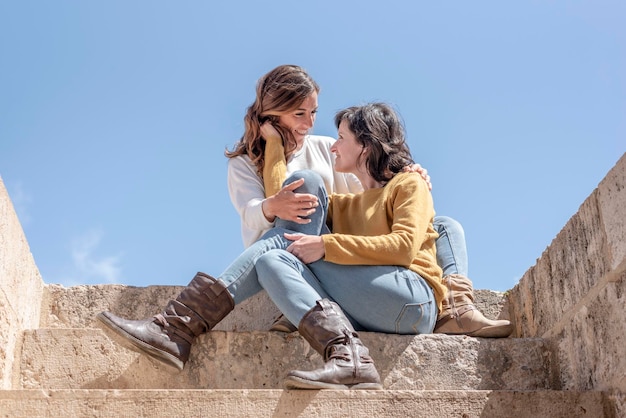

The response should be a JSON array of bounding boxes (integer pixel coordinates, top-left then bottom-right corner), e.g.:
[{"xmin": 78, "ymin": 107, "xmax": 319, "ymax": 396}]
[{"xmin": 1, "ymin": 1, "xmax": 623, "ymax": 292}]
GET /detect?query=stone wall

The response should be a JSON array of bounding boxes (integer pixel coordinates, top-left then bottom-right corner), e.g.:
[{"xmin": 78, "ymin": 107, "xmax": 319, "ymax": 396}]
[
  {"xmin": 507, "ymin": 152, "xmax": 626, "ymax": 393},
  {"xmin": 0, "ymin": 177, "xmax": 44, "ymax": 390}
]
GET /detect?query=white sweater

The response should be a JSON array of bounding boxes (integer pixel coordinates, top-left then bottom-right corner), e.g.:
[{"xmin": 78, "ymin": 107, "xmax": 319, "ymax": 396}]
[{"xmin": 227, "ymin": 135, "xmax": 363, "ymax": 247}]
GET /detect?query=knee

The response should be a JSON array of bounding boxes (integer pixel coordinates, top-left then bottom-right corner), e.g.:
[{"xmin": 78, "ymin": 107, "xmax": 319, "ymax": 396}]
[
  {"xmin": 256, "ymin": 250, "xmax": 284, "ymax": 287},
  {"xmin": 434, "ymin": 216, "xmax": 464, "ymax": 236},
  {"xmin": 285, "ymin": 170, "xmax": 324, "ymax": 192}
]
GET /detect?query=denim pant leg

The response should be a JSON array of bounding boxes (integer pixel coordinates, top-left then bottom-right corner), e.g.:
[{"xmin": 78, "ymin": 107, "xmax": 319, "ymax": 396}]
[
  {"xmin": 433, "ymin": 216, "xmax": 469, "ymax": 277},
  {"xmin": 308, "ymin": 260, "xmax": 437, "ymax": 334},
  {"xmin": 274, "ymin": 170, "xmax": 330, "ymax": 235},
  {"xmin": 217, "ymin": 229, "xmax": 293, "ymax": 304},
  {"xmin": 255, "ymin": 249, "xmax": 330, "ymax": 326},
  {"xmin": 218, "ymin": 169, "xmax": 329, "ymax": 305}
]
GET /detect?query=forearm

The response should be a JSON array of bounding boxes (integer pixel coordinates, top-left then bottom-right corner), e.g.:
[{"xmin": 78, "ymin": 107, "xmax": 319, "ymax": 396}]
[
  {"xmin": 261, "ymin": 194, "xmax": 279, "ymax": 221},
  {"xmin": 262, "ymin": 128, "xmax": 287, "ymax": 198}
]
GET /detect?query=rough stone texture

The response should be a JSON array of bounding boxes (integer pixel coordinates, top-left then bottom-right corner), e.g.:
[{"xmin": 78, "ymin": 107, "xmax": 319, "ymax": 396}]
[
  {"xmin": 474, "ymin": 289, "xmax": 510, "ymax": 321},
  {"xmin": 0, "ymin": 389, "xmax": 612, "ymax": 418},
  {"xmin": 18, "ymin": 328, "xmax": 551, "ymax": 391},
  {"xmin": 507, "ymin": 153, "xmax": 626, "ymax": 394},
  {"xmin": 42, "ymin": 283, "xmax": 508, "ymax": 331},
  {"xmin": 507, "ymin": 188, "xmax": 609, "ymax": 338},
  {"xmin": 0, "ymin": 177, "xmax": 44, "ymax": 390},
  {"xmin": 41, "ymin": 284, "xmax": 282, "ymax": 332},
  {"xmin": 555, "ymin": 271, "xmax": 626, "ymax": 392}
]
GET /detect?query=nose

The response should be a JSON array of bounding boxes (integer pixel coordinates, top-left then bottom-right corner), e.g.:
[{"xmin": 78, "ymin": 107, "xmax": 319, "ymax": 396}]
[
  {"xmin": 305, "ymin": 113, "xmax": 315, "ymax": 129},
  {"xmin": 330, "ymin": 142, "xmax": 337, "ymax": 153}
]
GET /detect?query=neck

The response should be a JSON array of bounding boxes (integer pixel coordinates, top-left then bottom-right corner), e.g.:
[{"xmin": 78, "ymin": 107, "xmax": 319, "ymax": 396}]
[
  {"xmin": 356, "ymin": 173, "xmax": 385, "ymax": 190},
  {"xmin": 356, "ymin": 166, "xmax": 396, "ymax": 190}
]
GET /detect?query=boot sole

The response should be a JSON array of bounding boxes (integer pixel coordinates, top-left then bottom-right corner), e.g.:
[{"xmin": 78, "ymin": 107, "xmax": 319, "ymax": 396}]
[
  {"xmin": 284, "ymin": 376, "xmax": 383, "ymax": 390},
  {"xmin": 468, "ymin": 324, "xmax": 513, "ymax": 338},
  {"xmin": 435, "ymin": 323, "xmax": 513, "ymax": 338},
  {"xmin": 96, "ymin": 312, "xmax": 184, "ymax": 372}
]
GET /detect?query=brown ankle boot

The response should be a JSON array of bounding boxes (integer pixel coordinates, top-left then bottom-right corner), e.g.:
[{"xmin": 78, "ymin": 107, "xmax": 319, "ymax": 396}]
[
  {"xmin": 284, "ymin": 299, "xmax": 383, "ymax": 390},
  {"xmin": 270, "ymin": 314, "xmax": 297, "ymax": 333},
  {"xmin": 97, "ymin": 272, "xmax": 234, "ymax": 370},
  {"xmin": 433, "ymin": 274, "xmax": 512, "ymax": 338}
]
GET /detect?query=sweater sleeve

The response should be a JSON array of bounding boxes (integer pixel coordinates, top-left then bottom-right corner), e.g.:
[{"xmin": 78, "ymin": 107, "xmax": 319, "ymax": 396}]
[
  {"xmin": 323, "ymin": 174, "xmax": 435, "ymax": 267},
  {"xmin": 262, "ymin": 136, "xmax": 287, "ymax": 197}
]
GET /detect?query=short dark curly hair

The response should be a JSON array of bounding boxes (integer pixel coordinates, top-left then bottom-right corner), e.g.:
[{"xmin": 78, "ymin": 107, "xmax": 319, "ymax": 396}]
[{"xmin": 334, "ymin": 102, "xmax": 414, "ymax": 184}]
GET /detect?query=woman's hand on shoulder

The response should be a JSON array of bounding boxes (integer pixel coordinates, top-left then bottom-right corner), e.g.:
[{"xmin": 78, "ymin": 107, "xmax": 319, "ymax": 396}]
[{"xmin": 402, "ymin": 163, "xmax": 432, "ymax": 190}]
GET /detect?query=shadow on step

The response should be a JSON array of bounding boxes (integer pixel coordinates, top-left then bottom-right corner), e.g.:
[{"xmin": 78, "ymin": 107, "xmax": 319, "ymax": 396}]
[{"xmin": 20, "ymin": 328, "xmax": 555, "ymax": 392}]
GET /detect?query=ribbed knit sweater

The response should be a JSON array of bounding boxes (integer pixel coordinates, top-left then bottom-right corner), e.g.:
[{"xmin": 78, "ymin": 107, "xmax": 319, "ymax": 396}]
[{"xmin": 323, "ymin": 172, "xmax": 445, "ymax": 309}]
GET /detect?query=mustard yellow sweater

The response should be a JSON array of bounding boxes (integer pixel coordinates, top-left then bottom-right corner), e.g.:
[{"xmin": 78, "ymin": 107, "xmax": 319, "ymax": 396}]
[
  {"xmin": 323, "ymin": 172, "xmax": 445, "ymax": 310},
  {"xmin": 262, "ymin": 139, "xmax": 445, "ymax": 309}
]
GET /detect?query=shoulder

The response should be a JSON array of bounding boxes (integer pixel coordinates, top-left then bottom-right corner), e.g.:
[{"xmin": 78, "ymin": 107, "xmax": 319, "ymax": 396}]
[
  {"xmin": 389, "ymin": 172, "xmax": 420, "ymax": 186},
  {"xmin": 388, "ymin": 172, "xmax": 429, "ymax": 193},
  {"xmin": 228, "ymin": 154, "xmax": 257, "ymax": 175},
  {"xmin": 228, "ymin": 154, "xmax": 253, "ymax": 167}
]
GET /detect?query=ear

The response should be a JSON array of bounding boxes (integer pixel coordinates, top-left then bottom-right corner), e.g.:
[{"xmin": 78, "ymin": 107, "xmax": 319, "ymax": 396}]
[
  {"xmin": 260, "ymin": 115, "xmax": 279, "ymax": 124},
  {"xmin": 356, "ymin": 145, "xmax": 370, "ymax": 171},
  {"xmin": 359, "ymin": 143, "xmax": 371, "ymax": 158}
]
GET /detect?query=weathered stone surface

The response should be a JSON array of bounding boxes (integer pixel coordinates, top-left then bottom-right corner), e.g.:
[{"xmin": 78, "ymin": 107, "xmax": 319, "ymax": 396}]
[
  {"xmin": 474, "ymin": 289, "xmax": 510, "ymax": 320},
  {"xmin": 19, "ymin": 328, "xmax": 551, "ymax": 391},
  {"xmin": 597, "ymin": 153, "xmax": 626, "ymax": 272},
  {"xmin": 508, "ymin": 154, "xmax": 625, "ymax": 341},
  {"xmin": 508, "ymin": 187, "xmax": 611, "ymax": 338},
  {"xmin": 0, "ymin": 389, "xmax": 612, "ymax": 418},
  {"xmin": 0, "ymin": 177, "xmax": 44, "ymax": 390},
  {"xmin": 555, "ymin": 270, "xmax": 626, "ymax": 392},
  {"xmin": 507, "ymin": 153, "xmax": 626, "ymax": 396},
  {"xmin": 42, "ymin": 284, "xmax": 509, "ymax": 331},
  {"xmin": 41, "ymin": 284, "xmax": 282, "ymax": 332}
]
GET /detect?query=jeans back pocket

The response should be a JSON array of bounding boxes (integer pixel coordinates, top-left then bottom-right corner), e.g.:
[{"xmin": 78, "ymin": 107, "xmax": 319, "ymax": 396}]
[{"xmin": 395, "ymin": 300, "xmax": 435, "ymax": 334}]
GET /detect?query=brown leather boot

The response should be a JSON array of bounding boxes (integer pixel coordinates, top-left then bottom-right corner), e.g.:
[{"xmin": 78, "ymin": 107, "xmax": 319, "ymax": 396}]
[
  {"xmin": 433, "ymin": 274, "xmax": 512, "ymax": 338},
  {"xmin": 270, "ymin": 313, "xmax": 297, "ymax": 333},
  {"xmin": 284, "ymin": 299, "xmax": 383, "ymax": 390},
  {"xmin": 97, "ymin": 272, "xmax": 234, "ymax": 371}
]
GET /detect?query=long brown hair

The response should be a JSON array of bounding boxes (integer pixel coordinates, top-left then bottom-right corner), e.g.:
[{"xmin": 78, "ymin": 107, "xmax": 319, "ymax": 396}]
[
  {"xmin": 225, "ymin": 65, "xmax": 320, "ymax": 177},
  {"xmin": 334, "ymin": 103, "xmax": 414, "ymax": 184}
]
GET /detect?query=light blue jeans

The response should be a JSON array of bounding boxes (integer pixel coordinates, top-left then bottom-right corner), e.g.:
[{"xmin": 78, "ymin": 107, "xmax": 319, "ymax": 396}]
[
  {"xmin": 433, "ymin": 216, "xmax": 468, "ymax": 277},
  {"xmin": 216, "ymin": 170, "xmax": 327, "ymax": 302},
  {"xmin": 216, "ymin": 170, "xmax": 466, "ymax": 335}
]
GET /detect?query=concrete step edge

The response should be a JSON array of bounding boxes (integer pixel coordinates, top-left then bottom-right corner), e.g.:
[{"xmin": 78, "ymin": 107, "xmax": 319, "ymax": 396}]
[
  {"xmin": 43, "ymin": 286, "xmax": 511, "ymax": 332},
  {"xmin": 19, "ymin": 328, "xmax": 553, "ymax": 391},
  {"xmin": 0, "ymin": 389, "xmax": 610, "ymax": 418}
]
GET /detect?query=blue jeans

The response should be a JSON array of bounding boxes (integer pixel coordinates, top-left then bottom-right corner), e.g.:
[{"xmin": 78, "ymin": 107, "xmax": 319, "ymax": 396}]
[
  {"xmin": 216, "ymin": 170, "xmax": 329, "ymax": 304},
  {"xmin": 247, "ymin": 170, "xmax": 436, "ymax": 334},
  {"xmin": 433, "ymin": 216, "xmax": 468, "ymax": 277},
  {"xmin": 256, "ymin": 250, "xmax": 437, "ymax": 334},
  {"xmin": 216, "ymin": 169, "xmax": 466, "ymax": 335}
]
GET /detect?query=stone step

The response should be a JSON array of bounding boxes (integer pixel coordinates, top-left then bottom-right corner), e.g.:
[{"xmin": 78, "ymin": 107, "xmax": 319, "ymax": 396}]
[
  {"xmin": 0, "ymin": 389, "xmax": 609, "ymax": 418},
  {"xmin": 42, "ymin": 284, "xmax": 511, "ymax": 332},
  {"xmin": 19, "ymin": 328, "xmax": 551, "ymax": 391}
]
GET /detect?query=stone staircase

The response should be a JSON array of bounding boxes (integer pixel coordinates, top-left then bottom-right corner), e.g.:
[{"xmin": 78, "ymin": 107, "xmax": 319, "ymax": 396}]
[
  {"xmin": 4, "ymin": 287, "xmax": 604, "ymax": 417},
  {"xmin": 1, "ymin": 153, "xmax": 625, "ymax": 417}
]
